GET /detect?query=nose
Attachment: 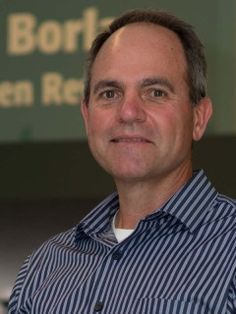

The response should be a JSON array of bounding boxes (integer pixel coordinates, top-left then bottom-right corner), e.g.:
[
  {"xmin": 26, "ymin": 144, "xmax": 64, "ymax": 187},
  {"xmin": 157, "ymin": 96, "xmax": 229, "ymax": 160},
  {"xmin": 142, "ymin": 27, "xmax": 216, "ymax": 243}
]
[{"xmin": 118, "ymin": 92, "xmax": 146, "ymax": 124}]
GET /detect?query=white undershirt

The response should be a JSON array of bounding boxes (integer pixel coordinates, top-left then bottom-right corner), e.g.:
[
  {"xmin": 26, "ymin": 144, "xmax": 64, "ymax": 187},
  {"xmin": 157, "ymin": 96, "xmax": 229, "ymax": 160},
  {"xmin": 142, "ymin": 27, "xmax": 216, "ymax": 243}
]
[{"xmin": 112, "ymin": 212, "xmax": 134, "ymax": 242}]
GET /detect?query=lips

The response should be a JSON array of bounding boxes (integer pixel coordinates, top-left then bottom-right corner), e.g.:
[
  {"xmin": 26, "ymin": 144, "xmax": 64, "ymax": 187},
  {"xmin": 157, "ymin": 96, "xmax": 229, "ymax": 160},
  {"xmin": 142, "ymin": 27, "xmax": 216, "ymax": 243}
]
[{"xmin": 110, "ymin": 136, "xmax": 152, "ymax": 143}]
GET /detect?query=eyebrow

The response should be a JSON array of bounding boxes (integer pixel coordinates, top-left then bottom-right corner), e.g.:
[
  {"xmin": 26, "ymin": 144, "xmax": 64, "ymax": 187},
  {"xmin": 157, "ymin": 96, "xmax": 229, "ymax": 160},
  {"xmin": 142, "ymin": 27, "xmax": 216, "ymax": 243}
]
[
  {"xmin": 140, "ymin": 77, "xmax": 175, "ymax": 93},
  {"xmin": 93, "ymin": 80, "xmax": 123, "ymax": 94},
  {"xmin": 92, "ymin": 77, "xmax": 175, "ymax": 94}
]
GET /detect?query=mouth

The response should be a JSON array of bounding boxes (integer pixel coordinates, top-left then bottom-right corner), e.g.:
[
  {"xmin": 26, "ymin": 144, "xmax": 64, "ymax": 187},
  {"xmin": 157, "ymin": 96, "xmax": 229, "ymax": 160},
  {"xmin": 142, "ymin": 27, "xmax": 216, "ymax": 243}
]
[{"xmin": 110, "ymin": 136, "xmax": 152, "ymax": 144}]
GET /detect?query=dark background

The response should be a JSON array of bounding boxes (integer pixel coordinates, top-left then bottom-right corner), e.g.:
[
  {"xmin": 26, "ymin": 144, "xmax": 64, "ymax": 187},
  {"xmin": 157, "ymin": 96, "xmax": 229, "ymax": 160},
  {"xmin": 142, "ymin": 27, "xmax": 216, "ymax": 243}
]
[
  {"xmin": 1, "ymin": 136, "xmax": 236, "ymax": 257},
  {"xmin": 0, "ymin": 135, "xmax": 236, "ymax": 312}
]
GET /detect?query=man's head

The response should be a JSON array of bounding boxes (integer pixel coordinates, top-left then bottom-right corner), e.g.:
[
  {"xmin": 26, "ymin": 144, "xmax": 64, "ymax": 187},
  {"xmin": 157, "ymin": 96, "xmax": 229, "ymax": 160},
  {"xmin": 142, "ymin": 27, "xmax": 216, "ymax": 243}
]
[
  {"xmin": 83, "ymin": 9, "xmax": 207, "ymax": 106},
  {"xmin": 81, "ymin": 10, "xmax": 212, "ymax": 183}
]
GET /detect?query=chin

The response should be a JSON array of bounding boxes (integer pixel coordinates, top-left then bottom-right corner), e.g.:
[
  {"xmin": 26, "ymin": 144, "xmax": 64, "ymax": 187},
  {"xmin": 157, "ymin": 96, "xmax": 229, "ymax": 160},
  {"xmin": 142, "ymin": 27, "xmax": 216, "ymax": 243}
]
[{"xmin": 110, "ymin": 168, "xmax": 151, "ymax": 182}]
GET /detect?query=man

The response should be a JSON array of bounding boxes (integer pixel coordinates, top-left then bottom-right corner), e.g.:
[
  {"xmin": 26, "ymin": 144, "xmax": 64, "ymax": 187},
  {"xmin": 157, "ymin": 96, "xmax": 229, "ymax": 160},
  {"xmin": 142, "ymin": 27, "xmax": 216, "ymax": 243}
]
[{"xmin": 9, "ymin": 9, "xmax": 236, "ymax": 313}]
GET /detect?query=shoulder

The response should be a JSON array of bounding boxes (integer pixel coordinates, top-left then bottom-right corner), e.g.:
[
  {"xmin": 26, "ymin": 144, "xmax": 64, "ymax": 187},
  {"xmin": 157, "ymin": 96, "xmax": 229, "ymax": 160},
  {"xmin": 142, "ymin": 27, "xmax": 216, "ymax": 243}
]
[
  {"xmin": 8, "ymin": 226, "xmax": 77, "ymax": 313},
  {"xmin": 215, "ymin": 193, "xmax": 236, "ymax": 209},
  {"xmin": 20, "ymin": 226, "xmax": 77, "ymax": 280},
  {"xmin": 29, "ymin": 226, "xmax": 77, "ymax": 265},
  {"xmin": 210, "ymin": 193, "xmax": 236, "ymax": 228}
]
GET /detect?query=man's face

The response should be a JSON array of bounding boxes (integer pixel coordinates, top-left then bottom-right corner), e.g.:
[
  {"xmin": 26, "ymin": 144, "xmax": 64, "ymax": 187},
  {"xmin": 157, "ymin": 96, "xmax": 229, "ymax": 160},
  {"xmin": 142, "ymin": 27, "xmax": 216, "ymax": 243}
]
[{"xmin": 82, "ymin": 23, "xmax": 211, "ymax": 184}]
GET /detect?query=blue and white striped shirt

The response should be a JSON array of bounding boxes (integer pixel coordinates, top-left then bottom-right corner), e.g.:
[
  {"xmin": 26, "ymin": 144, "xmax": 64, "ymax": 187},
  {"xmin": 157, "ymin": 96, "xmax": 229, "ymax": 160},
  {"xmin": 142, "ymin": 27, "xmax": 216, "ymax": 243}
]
[{"xmin": 9, "ymin": 170, "xmax": 236, "ymax": 313}]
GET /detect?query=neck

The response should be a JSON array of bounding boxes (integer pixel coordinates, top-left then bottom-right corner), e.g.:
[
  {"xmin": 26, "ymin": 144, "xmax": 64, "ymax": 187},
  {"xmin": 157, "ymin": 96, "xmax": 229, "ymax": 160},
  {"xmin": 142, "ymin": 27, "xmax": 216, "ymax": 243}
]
[{"xmin": 114, "ymin": 166, "xmax": 193, "ymax": 229}]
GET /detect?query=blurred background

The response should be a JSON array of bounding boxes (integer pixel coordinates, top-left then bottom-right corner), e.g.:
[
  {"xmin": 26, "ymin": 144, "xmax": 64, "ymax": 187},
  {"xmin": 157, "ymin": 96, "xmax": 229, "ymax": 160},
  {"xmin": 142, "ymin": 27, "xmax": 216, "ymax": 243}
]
[{"xmin": 1, "ymin": 0, "xmax": 236, "ymax": 313}]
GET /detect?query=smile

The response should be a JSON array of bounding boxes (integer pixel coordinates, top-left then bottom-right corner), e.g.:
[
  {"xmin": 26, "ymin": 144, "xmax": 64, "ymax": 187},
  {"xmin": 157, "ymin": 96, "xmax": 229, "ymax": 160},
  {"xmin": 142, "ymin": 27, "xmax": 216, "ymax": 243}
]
[{"xmin": 111, "ymin": 137, "xmax": 152, "ymax": 143}]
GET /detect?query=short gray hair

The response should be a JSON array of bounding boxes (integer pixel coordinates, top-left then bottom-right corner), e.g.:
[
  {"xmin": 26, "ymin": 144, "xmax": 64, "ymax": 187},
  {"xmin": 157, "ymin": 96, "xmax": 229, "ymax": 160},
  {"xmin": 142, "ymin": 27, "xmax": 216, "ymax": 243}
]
[{"xmin": 83, "ymin": 9, "xmax": 207, "ymax": 106}]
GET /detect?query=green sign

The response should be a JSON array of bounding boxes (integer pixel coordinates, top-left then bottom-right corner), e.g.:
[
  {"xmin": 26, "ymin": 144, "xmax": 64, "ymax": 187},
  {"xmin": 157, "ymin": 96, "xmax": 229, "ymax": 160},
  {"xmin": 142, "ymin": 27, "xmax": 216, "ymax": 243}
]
[{"xmin": 0, "ymin": 0, "xmax": 235, "ymax": 142}]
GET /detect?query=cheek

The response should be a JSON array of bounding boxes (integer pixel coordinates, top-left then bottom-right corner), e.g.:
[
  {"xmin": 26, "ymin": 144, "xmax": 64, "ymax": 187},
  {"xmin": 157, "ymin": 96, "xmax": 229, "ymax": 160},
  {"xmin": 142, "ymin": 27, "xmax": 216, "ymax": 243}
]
[
  {"xmin": 149, "ymin": 108, "xmax": 179, "ymax": 132},
  {"xmin": 155, "ymin": 109, "xmax": 193, "ymax": 143},
  {"xmin": 87, "ymin": 113, "xmax": 110, "ymax": 140}
]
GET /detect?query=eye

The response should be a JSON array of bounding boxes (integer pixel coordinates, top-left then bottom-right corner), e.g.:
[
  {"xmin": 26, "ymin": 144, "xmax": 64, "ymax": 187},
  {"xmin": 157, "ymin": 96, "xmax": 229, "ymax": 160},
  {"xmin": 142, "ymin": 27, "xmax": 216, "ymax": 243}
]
[
  {"xmin": 94, "ymin": 86, "xmax": 123, "ymax": 105},
  {"xmin": 142, "ymin": 87, "xmax": 169, "ymax": 104},
  {"xmin": 150, "ymin": 89, "xmax": 167, "ymax": 98},
  {"xmin": 103, "ymin": 90, "xmax": 116, "ymax": 99},
  {"xmin": 99, "ymin": 89, "xmax": 120, "ymax": 100}
]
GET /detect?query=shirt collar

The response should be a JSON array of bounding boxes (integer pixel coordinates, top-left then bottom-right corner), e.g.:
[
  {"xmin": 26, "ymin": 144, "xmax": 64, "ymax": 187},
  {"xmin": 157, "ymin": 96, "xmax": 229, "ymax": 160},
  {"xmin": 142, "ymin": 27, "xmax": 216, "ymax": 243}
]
[
  {"xmin": 75, "ymin": 192, "xmax": 119, "ymax": 243},
  {"xmin": 75, "ymin": 169, "xmax": 218, "ymax": 242},
  {"xmin": 156, "ymin": 169, "xmax": 218, "ymax": 232}
]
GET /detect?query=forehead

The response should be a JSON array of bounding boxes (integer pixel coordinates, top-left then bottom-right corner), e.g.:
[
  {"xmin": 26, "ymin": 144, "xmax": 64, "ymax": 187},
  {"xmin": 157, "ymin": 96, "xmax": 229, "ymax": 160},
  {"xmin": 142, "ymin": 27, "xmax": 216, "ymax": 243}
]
[{"xmin": 91, "ymin": 22, "xmax": 187, "ymax": 85}]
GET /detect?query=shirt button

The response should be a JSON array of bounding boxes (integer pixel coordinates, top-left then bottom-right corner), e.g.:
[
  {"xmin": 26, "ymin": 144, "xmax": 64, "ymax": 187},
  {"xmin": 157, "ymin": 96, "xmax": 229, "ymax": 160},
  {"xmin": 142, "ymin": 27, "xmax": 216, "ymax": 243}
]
[
  {"xmin": 94, "ymin": 302, "xmax": 103, "ymax": 312},
  {"xmin": 112, "ymin": 251, "xmax": 123, "ymax": 260}
]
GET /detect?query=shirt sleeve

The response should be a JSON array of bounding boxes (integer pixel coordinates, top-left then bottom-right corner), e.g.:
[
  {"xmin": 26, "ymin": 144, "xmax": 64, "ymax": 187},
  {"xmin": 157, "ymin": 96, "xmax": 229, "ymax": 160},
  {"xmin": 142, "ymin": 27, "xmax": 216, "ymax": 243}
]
[{"xmin": 8, "ymin": 256, "xmax": 30, "ymax": 314}]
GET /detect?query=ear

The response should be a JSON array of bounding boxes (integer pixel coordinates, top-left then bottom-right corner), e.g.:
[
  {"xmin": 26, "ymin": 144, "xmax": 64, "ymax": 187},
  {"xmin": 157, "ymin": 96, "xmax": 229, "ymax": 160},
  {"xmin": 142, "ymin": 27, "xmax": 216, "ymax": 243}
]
[
  {"xmin": 80, "ymin": 100, "xmax": 89, "ymax": 134},
  {"xmin": 192, "ymin": 97, "xmax": 213, "ymax": 141}
]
